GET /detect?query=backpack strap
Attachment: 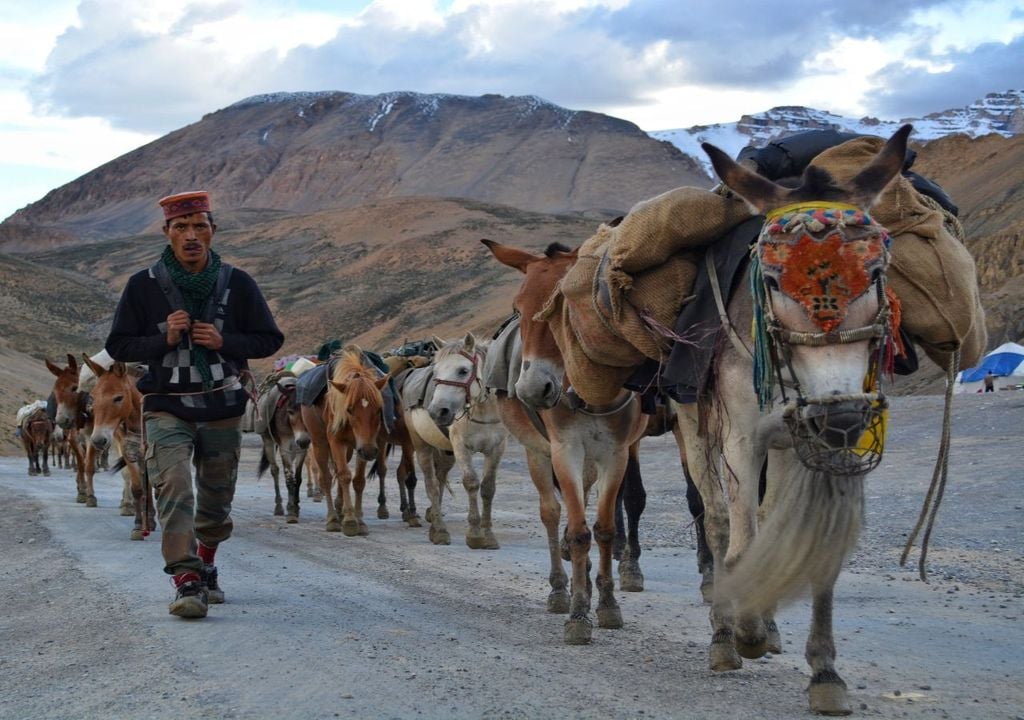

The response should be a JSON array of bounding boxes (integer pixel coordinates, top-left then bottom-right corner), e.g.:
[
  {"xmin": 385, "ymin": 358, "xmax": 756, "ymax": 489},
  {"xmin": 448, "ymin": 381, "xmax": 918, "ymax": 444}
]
[
  {"xmin": 150, "ymin": 260, "xmax": 187, "ymax": 314},
  {"xmin": 200, "ymin": 263, "xmax": 234, "ymax": 324}
]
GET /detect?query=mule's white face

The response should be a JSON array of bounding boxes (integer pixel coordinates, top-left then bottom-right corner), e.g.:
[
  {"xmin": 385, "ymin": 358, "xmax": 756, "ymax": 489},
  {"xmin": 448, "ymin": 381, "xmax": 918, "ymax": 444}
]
[
  {"xmin": 428, "ymin": 350, "xmax": 484, "ymax": 428},
  {"xmin": 769, "ymin": 289, "xmax": 880, "ymax": 401}
]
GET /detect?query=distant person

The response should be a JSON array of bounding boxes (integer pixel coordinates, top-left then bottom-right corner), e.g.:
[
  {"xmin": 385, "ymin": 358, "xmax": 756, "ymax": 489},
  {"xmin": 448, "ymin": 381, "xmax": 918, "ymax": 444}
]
[
  {"xmin": 984, "ymin": 370, "xmax": 995, "ymax": 392},
  {"xmin": 106, "ymin": 191, "xmax": 284, "ymax": 619}
]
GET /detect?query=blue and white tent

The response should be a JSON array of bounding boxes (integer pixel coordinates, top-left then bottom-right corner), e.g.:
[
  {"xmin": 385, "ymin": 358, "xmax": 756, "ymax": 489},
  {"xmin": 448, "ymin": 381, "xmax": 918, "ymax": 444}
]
[{"xmin": 954, "ymin": 342, "xmax": 1024, "ymax": 393}]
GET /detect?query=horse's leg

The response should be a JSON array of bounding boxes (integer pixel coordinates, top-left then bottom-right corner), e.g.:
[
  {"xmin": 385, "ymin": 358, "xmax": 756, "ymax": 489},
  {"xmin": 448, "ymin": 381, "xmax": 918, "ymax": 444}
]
[
  {"xmin": 124, "ymin": 458, "xmax": 147, "ymax": 541},
  {"xmin": 316, "ymin": 440, "xmax": 341, "ymax": 532},
  {"xmin": 618, "ymin": 441, "xmax": 645, "ymax": 592},
  {"xmin": 83, "ymin": 441, "xmax": 98, "ymax": 507},
  {"xmin": 351, "ymin": 456, "xmax": 369, "ymax": 536},
  {"xmin": 22, "ymin": 435, "xmax": 37, "ymax": 476},
  {"xmin": 551, "ymin": 439, "xmax": 600, "ymax": 645},
  {"xmin": 806, "ymin": 578, "xmax": 851, "ymax": 715},
  {"xmin": 431, "ymin": 451, "xmax": 455, "ymax": 544},
  {"xmin": 478, "ymin": 437, "xmax": 505, "ymax": 550},
  {"xmin": 592, "ymin": 447, "xmax": 629, "ymax": 632},
  {"xmin": 673, "ymin": 402, "xmax": 741, "ymax": 671},
  {"xmin": 373, "ymin": 440, "xmax": 389, "ymax": 519},
  {"xmin": 331, "ymin": 442, "xmax": 359, "ymax": 536},
  {"xmin": 684, "ymin": 463, "xmax": 715, "ymax": 604},
  {"xmin": 399, "ymin": 440, "xmax": 420, "ymax": 526},
  {"xmin": 284, "ymin": 443, "xmax": 302, "ymax": 523},
  {"xmin": 418, "ymin": 447, "xmax": 449, "ymax": 545},
  {"xmin": 519, "ymin": 449, "xmax": 567, "ymax": 613},
  {"xmin": 451, "ymin": 433, "xmax": 485, "ymax": 549},
  {"xmin": 261, "ymin": 432, "xmax": 284, "ymax": 516},
  {"xmin": 757, "ymin": 452, "xmax": 782, "ymax": 654},
  {"xmin": 40, "ymin": 435, "xmax": 51, "ymax": 476}
]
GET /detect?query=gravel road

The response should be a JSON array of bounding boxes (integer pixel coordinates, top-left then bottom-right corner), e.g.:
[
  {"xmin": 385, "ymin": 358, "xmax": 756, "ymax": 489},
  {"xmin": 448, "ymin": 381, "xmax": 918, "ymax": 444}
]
[{"xmin": 0, "ymin": 392, "xmax": 1021, "ymax": 720}]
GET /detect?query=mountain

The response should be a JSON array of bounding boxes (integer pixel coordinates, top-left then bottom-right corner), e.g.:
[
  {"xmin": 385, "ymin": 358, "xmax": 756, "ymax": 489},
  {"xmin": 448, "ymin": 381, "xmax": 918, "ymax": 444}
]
[
  {"xmin": 0, "ymin": 91, "xmax": 707, "ymax": 250},
  {"xmin": 652, "ymin": 90, "xmax": 1024, "ymax": 176}
]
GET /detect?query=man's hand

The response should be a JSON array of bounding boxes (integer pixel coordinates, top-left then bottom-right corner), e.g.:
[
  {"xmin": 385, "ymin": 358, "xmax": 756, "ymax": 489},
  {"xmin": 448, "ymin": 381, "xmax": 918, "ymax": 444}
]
[
  {"xmin": 166, "ymin": 310, "xmax": 191, "ymax": 346},
  {"xmin": 190, "ymin": 321, "xmax": 224, "ymax": 351}
]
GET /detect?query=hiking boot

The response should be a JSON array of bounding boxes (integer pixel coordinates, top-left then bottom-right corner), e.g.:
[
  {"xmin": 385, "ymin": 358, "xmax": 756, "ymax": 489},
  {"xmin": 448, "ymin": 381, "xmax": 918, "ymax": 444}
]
[
  {"xmin": 168, "ymin": 572, "xmax": 208, "ymax": 619},
  {"xmin": 201, "ymin": 564, "xmax": 225, "ymax": 604}
]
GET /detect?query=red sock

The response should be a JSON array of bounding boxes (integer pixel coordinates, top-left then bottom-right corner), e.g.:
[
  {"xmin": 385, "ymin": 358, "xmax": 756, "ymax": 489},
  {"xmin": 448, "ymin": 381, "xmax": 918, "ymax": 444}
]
[
  {"xmin": 173, "ymin": 571, "xmax": 201, "ymax": 587},
  {"xmin": 197, "ymin": 542, "xmax": 216, "ymax": 565}
]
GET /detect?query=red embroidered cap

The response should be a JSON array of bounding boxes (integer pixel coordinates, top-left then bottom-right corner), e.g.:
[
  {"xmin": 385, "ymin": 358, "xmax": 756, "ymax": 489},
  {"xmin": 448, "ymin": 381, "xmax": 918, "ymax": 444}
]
[{"xmin": 159, "ymin": 190, "xmax": 212, "ymax": 221}]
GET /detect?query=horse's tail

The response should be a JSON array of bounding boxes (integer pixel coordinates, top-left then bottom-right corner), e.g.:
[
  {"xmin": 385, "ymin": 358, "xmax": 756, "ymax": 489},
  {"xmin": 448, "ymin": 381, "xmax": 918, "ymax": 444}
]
[{"xmin": 716, "ymin": 465, "xmax": 864, "ymax": 614}]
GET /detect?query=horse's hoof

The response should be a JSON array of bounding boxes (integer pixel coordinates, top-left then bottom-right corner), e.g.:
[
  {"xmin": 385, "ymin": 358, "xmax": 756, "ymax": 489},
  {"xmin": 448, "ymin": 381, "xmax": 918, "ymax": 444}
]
[
  {"xmin": 429, "ymin": 527, "xmax": 450, "ymax": 545},
  {"xmin": 274, "ymin": 505, "xmax": 284, "ymax": 516},
  {"xmin": 357, "ymin": 521, "xmax": 369, "ymax": 536},
  {"xmin": 735, "ymin": 636, "xmax": 768, "ymax": 660},
  {"xmin": 377, "ymin": 506, "xmax": 389, "ymax": 520},
  {"xmin": 735, "ymin": 618, "xmax": 768, "ymax": 659},
  {"xmin": 313, "ymin": 495, "xmax": 323, "ymax": 503},
  {"xmin": 809, "ymin": 677, "xmax": 852, "ymax": 716},
  {"xmin": 43, "ymin": 471, "xmax": 50, "ymax": 477},
  {"xmin": 596, "ymin": 606, "xmax": 623, "ymax": 629},
  {"xmin": 406, "ymin": 514, "xmax": 422, "ymax": 528},
  {"xmin": 130, "ymin": 529, "xmax": 145, "ymax": 541},
  {"xmin": 342, "ymin": 520, "xmax": 360, "ymax": 537},
  {"xmin": 618, "ymin": 561, "xmax": 644, "ymax": 592},
  {"xmin": 76, "ymin": 494, "xmax": 86, "ymax": 504},
  {"xmin": 286, "ymin": 514, "xmax": 298, "ymax": 524},
  {"xmin": 765, "ymin": 620, "xmax": 782, "ymax": 654},
  {"xmin": 547, "ymin": 589, "xmax": 570, "ymax": 614},
  {"xmin": 482, "ymin": 532, "xmax": 500, "ymax": 550},
  {"xmin": 325, "ymin": 519, "xmax": 342, "ymax": 532},
  {"xmin": 119, "ymin": 506, "xmax": 134, "ymax": 517},
  {"xmin": 712, "ymin": 639, "xmax": 745, "ymax": 671},
  {"xmin": 564, "ymin": 615, "xmax": 593, "ymax": 645},
  {"xmin": 465, "ymin": 532, "xmax": 487, "ymax": 550},
  {"xmin": 85, "ymin": 496, "xmax": 97, "ymax": 508}
]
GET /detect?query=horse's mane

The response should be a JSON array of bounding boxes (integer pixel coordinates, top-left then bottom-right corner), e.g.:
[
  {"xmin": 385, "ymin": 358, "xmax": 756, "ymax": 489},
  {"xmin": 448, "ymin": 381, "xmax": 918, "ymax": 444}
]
[
  {"xmin": 543, "ymin": 242, "xmax": 573, "ymax": 257},
  {"xmin": 434, "ymin": 337, "xmax": 487, "ymax": 363},
  {"xmin": 326, "ymin": 350, "xmax": 383, "ymax": 433}
]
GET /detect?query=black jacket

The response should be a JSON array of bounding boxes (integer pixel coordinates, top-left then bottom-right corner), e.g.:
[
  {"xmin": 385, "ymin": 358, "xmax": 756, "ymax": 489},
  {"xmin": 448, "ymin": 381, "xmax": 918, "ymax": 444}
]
[{"xmin": 106, "ymin": 262, "xmax": 284, "ymax": 421}]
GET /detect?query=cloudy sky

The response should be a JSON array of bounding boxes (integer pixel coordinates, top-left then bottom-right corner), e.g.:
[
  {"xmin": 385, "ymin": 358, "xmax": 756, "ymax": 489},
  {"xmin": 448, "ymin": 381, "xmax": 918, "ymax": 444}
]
[{"xmin": 1, "ymin": 0, "xmax": 1021, "ymax": 221}]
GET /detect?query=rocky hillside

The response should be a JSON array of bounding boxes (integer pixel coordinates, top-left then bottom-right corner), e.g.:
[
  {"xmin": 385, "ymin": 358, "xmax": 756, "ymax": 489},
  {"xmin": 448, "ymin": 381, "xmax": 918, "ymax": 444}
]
[{"xmin": 0, "ymin": 92, "xmax": 707, "ymax": 250}]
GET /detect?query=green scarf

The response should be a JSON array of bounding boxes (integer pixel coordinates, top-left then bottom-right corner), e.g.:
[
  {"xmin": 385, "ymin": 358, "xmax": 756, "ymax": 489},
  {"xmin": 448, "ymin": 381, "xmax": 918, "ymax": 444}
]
[{"xmin": 161, "ymin": 245, "xmax": 222, "ymax": 388}]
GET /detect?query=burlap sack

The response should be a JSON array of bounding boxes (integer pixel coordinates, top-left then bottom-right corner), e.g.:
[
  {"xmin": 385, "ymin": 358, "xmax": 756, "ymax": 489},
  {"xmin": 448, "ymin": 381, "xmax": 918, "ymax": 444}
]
[
  {"xmin": 811, "ymin": 138, "xmax": 987, "ymax": 367},
  {"xmin": 610, "ymin": 186, "xmax": 751, "ymax": 273}
]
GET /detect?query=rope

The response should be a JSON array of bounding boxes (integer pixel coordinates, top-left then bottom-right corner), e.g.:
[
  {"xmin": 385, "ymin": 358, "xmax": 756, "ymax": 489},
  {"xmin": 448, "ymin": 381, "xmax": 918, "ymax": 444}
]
[{"xmin": 900, "ymin": 349, "xmax": 960, "ymax": 581}]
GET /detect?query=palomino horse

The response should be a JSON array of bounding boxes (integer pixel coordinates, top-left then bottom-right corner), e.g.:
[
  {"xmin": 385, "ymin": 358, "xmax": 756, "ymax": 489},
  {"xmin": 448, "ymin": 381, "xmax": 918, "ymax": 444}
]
[
  {"xmin": 300, "ymin": 349, "xmax": 390, "ymax": 534},
  {"xmin": 45, "ymin": 354, "xmax": 94, "ymax": 505},
  {"xmin": 82, "ymin": 356, "xmax": 154, "ymax": 541},
  {"xmin": 252, "ymin": 373, "xmax": 314, "ymax": 522},
  {"xmin": 674, "ymin": 125, "xmax": 916, "ymax": 714},
  {"xmin": 402, "ymin": 333, "xmax": 507, "ymax": 548},
  {"xmin": 19, "ymin": 404, "xmax": 53, "ymax": 476},
  {"xmin": 483, "ymin": 240, "xmax": 648, "ymax": 645}
]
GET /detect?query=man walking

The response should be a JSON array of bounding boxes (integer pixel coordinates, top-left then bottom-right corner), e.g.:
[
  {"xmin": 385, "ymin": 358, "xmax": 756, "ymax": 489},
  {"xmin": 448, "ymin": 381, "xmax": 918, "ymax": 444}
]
[{"xmin": 106, "ymin": 190, "xmax": 284, "ymax": 618}]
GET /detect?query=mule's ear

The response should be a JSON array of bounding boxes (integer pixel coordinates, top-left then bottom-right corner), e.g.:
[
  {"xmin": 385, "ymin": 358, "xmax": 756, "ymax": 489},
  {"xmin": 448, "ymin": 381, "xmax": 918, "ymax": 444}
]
[
  {"xmin": 83, "ymin": 354, "xmax": 106, "ymax": 378},
  {"xmin": 432, "ymin": 334, "xmax": 448, "ymax": 350},
  {"xmin": 463, "ymin": 332, "xmax": 476, "ymax": 352},
  {"xmin": 481, "ymin": 239, "xmax": 537, "ymax": 274},
  {"xmin": 66, "ymin": 353, "xmax": 78, "ymax": 372},
  {"xmin": 848, "ymin": 124, "xmax": 913, "ymax": 209},
  {"xmin": 45, "ymin": 359, "xmax": 63, "ymax": 377},
  {"xmin": 702, "ymin": 142, "xmax": 786, "ymax": 213},
  {"xmin": 374, "ymin": 375, "xmax": 390, "ymax": 391}
]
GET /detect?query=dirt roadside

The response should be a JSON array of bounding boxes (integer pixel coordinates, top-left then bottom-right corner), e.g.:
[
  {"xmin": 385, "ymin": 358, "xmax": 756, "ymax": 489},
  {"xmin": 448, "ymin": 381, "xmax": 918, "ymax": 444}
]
[{"xmin": 0, "ymin": 393, "xmax": 1021, "ymax": 720}]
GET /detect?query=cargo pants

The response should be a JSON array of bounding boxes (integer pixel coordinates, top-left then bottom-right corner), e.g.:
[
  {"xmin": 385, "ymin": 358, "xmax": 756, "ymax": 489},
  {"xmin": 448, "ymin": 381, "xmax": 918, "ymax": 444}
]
[{"xmin": 144, "ymin": 411, "xmax": 242, "ymax": 576}]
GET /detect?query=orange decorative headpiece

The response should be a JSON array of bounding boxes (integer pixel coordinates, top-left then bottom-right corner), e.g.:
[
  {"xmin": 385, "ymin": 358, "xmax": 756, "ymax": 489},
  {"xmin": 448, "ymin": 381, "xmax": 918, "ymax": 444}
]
[{"xmin": 159, "ymin": 191, "xmax": 212, "ymax": 221}]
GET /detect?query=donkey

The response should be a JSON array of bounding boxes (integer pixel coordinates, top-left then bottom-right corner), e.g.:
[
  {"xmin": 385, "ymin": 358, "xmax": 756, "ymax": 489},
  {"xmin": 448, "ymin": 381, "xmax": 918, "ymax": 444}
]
[
  {"xmin": 19, "ymin": 406, "xmax": 53, "ymax": 477},
  {"xmin": 674, "ymin": 125, "xmax": 917, "ymax": 714},
  {"xmin": 403, "ymin": 333, "xmax": 508, "ymax": 548},
  {"xmin": 483, "ymin": 240, "xmax": 649, "ymax": 645},
  {"xmin": 83, "ymin": 356, "xmax": 154, "ymax": 540},
  {"xmin": 45, "ymin": 354, "xmax": 94, "ymax": 505},
  {"xmin": 253, "ymin": 373, "xmax": 313, "ymax": 522}
]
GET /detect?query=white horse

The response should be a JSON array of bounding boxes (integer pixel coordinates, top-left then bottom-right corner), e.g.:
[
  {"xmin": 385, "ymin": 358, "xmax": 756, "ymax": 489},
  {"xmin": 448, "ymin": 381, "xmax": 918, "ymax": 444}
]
[
  {"xmin": 401, "ymin": 333, "xmax": 507, "ymax": 548},
  {"xmin": 677, "ymin": 125, "xmax": 929, "ymax": 714}
]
